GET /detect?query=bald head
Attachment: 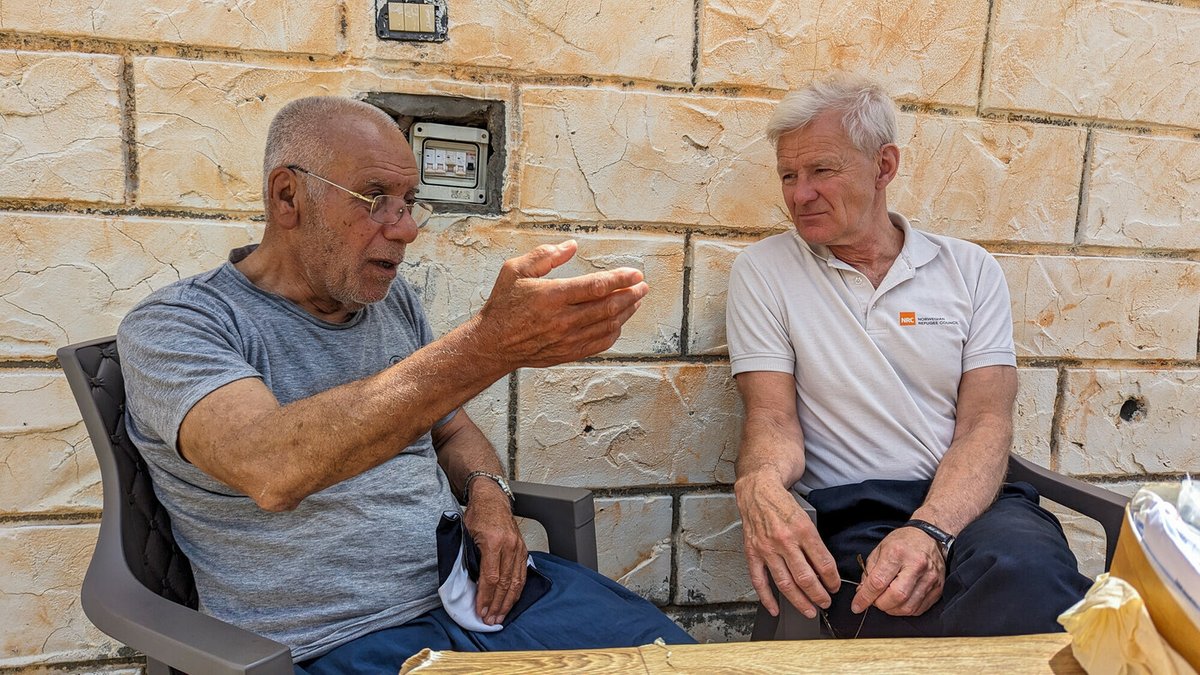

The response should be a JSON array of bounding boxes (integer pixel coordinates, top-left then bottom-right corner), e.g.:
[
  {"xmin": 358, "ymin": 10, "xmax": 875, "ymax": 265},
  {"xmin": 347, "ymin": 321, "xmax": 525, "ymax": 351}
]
[{"xmin": 261, "ymin": 97, "xmax": 400, "ymax": 200}]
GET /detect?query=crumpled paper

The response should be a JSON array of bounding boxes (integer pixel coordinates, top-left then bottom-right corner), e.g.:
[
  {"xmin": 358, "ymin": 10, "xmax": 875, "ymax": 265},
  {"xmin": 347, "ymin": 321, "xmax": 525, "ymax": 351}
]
[{"xmin": 1058, "ymin": 573, "xmax": 1196, "ymax": 675}]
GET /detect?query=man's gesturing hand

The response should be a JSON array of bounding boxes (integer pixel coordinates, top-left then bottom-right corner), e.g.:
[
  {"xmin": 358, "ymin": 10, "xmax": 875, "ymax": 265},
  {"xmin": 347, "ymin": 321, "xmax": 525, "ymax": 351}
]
[
  {"xmin": 851, "ymin": 526, "xmax": 945, "ymax": 617},
  {"xmin": 736, "ymin": 475, "xmax": 841, "ymax": 618},
  {"xmin": 474, "ymin": 240, "xmax": 648, "ymax": 368},
  {"xmin": 463, "ymin": 483, "xmax": 528, "ymax": 627}
]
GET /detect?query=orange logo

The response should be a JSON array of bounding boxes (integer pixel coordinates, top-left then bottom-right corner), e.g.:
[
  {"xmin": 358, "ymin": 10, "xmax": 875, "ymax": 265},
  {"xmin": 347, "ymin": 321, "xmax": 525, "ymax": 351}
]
[{"xmin": 899, "ymin": 312, "xmax": 916, "ymax": 326}]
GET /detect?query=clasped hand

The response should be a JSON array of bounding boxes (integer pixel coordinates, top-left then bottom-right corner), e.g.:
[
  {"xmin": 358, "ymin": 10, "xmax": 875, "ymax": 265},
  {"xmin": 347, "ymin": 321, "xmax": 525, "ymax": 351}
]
[{"xmin": 850, "ymin": 526, "xmax": 945, "ymax": 617}]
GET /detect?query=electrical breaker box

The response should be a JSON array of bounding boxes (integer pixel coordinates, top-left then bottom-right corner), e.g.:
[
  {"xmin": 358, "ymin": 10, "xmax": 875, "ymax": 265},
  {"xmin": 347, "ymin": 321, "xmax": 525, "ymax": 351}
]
[{"xmin": 411, "ymin": 123, "xmax": 489, "ymax": 204}]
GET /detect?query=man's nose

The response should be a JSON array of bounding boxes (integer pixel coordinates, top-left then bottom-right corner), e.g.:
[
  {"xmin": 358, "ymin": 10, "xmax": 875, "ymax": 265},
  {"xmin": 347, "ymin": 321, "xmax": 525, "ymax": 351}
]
[
  {"xmin": 790, "ymin": 177, "xmax": 818, "ymax": 204},
  {"xmin": 381, "ymin": 213, "xmax": 420, "ymax": 243}
]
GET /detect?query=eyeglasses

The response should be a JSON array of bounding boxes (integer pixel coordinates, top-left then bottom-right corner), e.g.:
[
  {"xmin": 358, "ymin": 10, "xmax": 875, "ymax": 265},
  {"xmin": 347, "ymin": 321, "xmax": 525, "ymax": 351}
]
[{"xmin": 287, "ymin": 165, "xmax": 433, "ymax": 228}]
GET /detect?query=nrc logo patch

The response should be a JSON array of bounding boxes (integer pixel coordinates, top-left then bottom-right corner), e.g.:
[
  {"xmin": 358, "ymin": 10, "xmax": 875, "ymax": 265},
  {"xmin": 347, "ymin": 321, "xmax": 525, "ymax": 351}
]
[{"xmin": 899, "ymin": 312, "xmax": 916, "ymax": 327}]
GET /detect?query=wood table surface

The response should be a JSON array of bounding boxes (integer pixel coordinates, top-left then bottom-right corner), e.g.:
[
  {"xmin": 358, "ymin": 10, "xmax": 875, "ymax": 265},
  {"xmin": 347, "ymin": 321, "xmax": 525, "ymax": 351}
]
[{"xmin": 400, "ymin": 633, "xmax": 1083, "ymax": 674}]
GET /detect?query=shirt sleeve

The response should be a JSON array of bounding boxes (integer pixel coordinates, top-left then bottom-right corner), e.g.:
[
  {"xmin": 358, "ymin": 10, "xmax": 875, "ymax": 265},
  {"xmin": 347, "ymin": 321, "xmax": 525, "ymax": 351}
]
[
  {"xmin": 726, "ymin": 251, "xmax": 796, "ymax": 376},
  {"xmin": 117, "ymin": 293, "xmax": 263, "ymax": 458},
  {"xmin": 962, "ymin": 253, "xmax": 1017, "ymax": 373}
]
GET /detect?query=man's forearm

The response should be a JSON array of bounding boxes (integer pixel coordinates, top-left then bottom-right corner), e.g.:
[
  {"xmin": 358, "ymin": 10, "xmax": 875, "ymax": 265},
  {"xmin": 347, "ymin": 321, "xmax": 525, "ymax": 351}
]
[
  {"xmin": 910, "ymin": 423, "xmax": 1010, "ymax": 535},
  {"xmin": 911, "ymin": 366, "xmax": 1017, "ymax": 534},
  {"xmin": 435, "ymin": 413, "xmax": 507, "ymax": 504},
  {"xmin": 735, "ymin": 411, "xmax": 807, "ymax": 490},
  {"xmin": 194, "ymin": 319, "xmax": 510, "ymax": 510}
]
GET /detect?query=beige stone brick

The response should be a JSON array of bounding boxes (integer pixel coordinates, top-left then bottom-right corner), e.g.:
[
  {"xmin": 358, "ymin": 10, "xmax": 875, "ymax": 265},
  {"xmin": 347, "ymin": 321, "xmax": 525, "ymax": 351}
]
[
  {"xmin": 0, "ymin": 429, "xmax": 100, "ymax": 516},
  {"xmin": 986, "ymin": 0, "xmax": 1200, "ymax": 129},
  {"xmin": 0, "ymin": 524, "xmax": 122, "ymax": 667},
  {"xmin": 595, "ymin": 496, "xmax": 672, "ymax": 604},
  {"xmin": 666, "ymin": 606, "xmax": 757, "ymax": 643},
  {"xmin": 0, "ymin": 1, "xmax": 341, "ymax": 55},
  {"xmin": 0, "ymin": 371, "xmax": 102, "ymax": 515},
  {"xmin": 687, "ymin": 238, "xmax": 753, "ymax": 356},
  {"xmin": 515, "ymin": 365, "xmax": 741, "ymax": 488},
  {"xmin": 404, "ymin": 222, "xmax": 685, "ymax": 356},
  {"xmin": 1084, "ymin": 131, "xmax": 1200, "ymax": 250},
  {"xmin": 1059, "ymin": 370, "xmax": 1200, "ymax": 477},
  {"xmin": 999, "ymin": 255, "xmax": 1200, "ymax": 360},
  {"xmin": 0, "ymin": 213, "xmax": 260, "ymax": 360},
  {"xmin": 518, "ymin": 87, "xmax": 787, "ymax": 230},
  {"xmin": 135, "ymin": 58, "xmax": 513, "ymax": 211},
  {"xmin": 463, "ymin": 377, "xmax": 511, "ymax": 475},
  {"xmin": 348, "ymin": 0, "xmax": 692, "ymax": 84},
  {"xmin": 1014, "ymin": 368, "xmax": 1058, "ymax": 468},
  {"xmin": 699, "ymin": 0, "xmax": 988, "ymax": 106},
  {"xmin": 676, "ymin": 493, "xmax": 753, "ymax": 604},
  {"xmin": 892, "ymin": 115, "xmax": 1083, "ymax": 244},
  {"xmin": 0, "ymin": 52, "xmax": 123, "ymax": 203},
  {"xmin": 0, "ymin": 370, "xmax": 79, "ymax": 434}
]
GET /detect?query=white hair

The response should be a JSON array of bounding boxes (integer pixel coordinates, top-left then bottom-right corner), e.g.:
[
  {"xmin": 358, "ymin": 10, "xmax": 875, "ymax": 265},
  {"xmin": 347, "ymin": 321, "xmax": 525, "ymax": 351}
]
[
  {"xmin": 261, "ymin": 96, "xmax": 398, "ymax": 199},
  {"xmin": 766, "ymin": 75, "xmax": 897, "ymax": 154}
]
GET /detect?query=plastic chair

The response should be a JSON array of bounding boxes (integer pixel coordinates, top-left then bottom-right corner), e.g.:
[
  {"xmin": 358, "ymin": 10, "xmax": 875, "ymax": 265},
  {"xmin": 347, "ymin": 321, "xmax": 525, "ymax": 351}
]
[
  {"xmin": 750, "ymin": 453, "xmax": 1129, "ymax": 641},
  {"xmin": 59, "ymin": 336, "xmax": 599, "ymax": 675}
]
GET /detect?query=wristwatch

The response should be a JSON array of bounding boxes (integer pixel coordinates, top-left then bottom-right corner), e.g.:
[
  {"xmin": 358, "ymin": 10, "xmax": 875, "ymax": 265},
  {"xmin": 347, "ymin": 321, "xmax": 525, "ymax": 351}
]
[
  {"xmin": 901, "ymin": 519, "xmax": 955, "ymax": 562},
  {"xmin": 464, "ymin": 470, "xmax": 515, "ymax": 508}
]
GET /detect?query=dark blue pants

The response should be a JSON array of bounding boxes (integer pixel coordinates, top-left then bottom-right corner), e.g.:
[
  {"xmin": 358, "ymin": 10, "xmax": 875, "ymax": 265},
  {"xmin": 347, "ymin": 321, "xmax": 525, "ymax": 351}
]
[
  {"xmin": 806, "ymin": 479, "xmax": 1091, "ymax": 638},
  {"xmin": 295, "ymin": 552, "xmax": 695, "ymax": 674}
]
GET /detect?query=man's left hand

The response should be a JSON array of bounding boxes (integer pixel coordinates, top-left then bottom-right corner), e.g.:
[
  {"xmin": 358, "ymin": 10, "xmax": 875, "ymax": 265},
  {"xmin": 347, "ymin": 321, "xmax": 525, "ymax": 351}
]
[
  {"xmin": 463, "ymin": 484, "xmax": 528, "ymax": 626},
  {"xmin": 851, "ymin": 526, "xmax": 946, "ymax": 617}
]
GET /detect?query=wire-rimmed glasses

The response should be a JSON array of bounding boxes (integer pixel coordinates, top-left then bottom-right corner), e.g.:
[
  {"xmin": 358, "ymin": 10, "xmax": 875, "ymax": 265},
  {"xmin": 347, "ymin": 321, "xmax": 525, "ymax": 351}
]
[{"xmin": 287, "ymin": 165, "xmax": 433, "ymax": 228}]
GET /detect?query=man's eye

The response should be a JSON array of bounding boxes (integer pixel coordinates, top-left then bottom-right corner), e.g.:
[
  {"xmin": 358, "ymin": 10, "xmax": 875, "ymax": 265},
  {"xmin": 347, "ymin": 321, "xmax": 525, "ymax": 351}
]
[{"xmin": 780, "ymin": 173, "xmax": 796, "ymax": 183}]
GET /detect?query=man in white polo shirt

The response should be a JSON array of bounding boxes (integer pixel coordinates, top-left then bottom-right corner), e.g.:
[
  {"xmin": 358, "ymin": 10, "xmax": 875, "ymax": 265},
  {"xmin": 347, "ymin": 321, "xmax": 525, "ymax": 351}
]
[{"xmin": 727, "ymin": 75, "xmax": 1090, "ymax": 637}]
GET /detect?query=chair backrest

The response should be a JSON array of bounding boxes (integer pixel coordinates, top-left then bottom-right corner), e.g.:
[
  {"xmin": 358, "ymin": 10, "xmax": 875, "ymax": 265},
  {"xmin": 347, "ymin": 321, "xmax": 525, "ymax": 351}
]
[{"xmin": 59, "ymin": 337, "xmax": 199, "ymax": 609}]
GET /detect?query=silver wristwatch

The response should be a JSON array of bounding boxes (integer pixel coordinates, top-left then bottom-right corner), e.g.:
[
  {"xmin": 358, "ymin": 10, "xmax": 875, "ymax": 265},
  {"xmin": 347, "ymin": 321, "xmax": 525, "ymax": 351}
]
[{"xmin": 464, "ymin": 470, "xmax": 515, "ymax": 508}]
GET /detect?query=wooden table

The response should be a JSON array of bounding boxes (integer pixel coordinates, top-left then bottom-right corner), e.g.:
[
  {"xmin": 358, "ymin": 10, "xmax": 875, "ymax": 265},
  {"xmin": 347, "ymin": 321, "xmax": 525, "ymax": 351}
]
[{"xmin": 400, "ymin": 633, "xmax": 1083, "ymax": 674}]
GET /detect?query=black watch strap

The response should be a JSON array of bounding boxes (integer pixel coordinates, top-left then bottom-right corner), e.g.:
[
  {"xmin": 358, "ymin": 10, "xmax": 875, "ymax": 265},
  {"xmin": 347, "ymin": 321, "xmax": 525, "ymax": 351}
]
[{"xmin": 901, "ymin": 519, "xmax": 955, "ymax": 559}]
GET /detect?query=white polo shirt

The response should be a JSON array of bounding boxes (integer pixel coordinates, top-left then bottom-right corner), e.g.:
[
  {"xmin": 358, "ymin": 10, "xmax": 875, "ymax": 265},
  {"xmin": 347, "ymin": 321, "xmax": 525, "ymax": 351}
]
[{"xmin": 727, "ymin": 212, "xmax": 1016, "ymax": 493}]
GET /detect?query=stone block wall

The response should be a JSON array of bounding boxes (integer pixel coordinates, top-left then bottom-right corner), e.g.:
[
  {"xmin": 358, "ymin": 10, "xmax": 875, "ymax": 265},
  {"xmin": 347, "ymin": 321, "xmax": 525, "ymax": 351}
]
[{"xmin": 2, "ymin": 1, "xmax": 1198, "ymax": 670}]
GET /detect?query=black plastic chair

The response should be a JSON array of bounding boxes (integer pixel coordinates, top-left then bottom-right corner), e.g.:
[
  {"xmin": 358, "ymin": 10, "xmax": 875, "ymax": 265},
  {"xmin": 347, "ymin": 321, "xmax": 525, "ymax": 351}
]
[
  {"xmin": 59, "ymin": 336, "xmax": 599, "ymax": 675},
  {"xmin": 750, "ymin": 453, "xmax": 1129, "ymax": 641}
]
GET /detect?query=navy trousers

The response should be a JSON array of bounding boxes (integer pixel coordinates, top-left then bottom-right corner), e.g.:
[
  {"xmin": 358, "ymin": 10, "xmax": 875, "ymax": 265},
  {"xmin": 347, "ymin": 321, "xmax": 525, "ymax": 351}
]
[
  {"xmin": 806, "ymin": 479, "xmax": 1091, "ymax": 638},
  {"xmin": 295, "ymin": 552, "xmax": 694, "ymax": 674}
]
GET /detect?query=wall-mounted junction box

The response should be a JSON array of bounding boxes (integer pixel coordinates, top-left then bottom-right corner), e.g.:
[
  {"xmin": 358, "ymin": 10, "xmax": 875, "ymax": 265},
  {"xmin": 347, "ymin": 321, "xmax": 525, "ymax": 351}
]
[
  {"xmin": 410, "ymin": 123, "xmax": 488, "ymax": 204},
  {"xmin": 364, "ymin": 93, "xmax": 506, "ymax": 216}
]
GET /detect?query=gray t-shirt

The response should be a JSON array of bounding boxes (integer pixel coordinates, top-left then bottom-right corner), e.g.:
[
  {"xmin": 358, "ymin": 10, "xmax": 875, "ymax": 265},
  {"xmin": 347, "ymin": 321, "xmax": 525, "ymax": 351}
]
[{"xmin": 116, "ymin": 245, "xmax": 460, "ymax": 661}]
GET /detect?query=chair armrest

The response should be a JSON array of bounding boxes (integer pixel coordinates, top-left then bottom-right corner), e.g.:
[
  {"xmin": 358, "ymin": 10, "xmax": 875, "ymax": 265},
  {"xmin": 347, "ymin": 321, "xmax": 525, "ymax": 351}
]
[
  {"xmin": 790, "ymin": 487, "xmax": 818, "ymax": 526},
  {"xmin": 82, "ymin": 522, "xmax": 293, "ymax": 675},
  {"xmin": 510, "ymin": 481, "xmax": 598, "ymax": 571},
  {"xmin": 1007, "ymin": 454, "xmax": 1129, "ymax": 570}
]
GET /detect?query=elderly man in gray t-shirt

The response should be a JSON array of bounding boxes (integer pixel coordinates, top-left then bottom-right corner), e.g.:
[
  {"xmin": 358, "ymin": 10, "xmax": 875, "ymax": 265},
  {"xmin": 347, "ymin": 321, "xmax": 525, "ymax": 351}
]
[{"xmin": 117, "ymin": 96, "xmax": 692, "ymax": 671}]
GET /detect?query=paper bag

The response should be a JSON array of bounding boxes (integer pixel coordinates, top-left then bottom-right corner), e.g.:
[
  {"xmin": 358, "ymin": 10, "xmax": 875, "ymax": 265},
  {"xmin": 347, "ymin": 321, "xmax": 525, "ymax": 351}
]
[{"xmin": 1110, "ymin": 507, "xmax": 1200, "ymax": 669}]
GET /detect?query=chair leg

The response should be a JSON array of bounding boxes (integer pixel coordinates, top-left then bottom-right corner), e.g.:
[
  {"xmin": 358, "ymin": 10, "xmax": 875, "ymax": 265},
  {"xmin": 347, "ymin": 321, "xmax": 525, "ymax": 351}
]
[
  {"xmin": 750, "ymin": 586, "xmax": 823, "ymax": 640},
  {"xmin": 750, "ymin": 602, "xmax": 780, "ymax": 641}
]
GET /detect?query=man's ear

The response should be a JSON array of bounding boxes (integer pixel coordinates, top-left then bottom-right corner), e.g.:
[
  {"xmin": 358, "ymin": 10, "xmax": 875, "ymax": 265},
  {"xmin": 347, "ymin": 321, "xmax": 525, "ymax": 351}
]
[
  {"xmin": 266, "ymin": 166, "xmax": 302, "ymax": 230},
  {"xmin": 876, "ymin": 143, "xmax": 900, "ymax": 190}
]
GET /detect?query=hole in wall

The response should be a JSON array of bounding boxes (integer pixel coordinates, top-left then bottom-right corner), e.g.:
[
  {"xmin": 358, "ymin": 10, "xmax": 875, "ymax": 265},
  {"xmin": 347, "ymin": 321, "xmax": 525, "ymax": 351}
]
[{"xmin": 1118, "ymin": 397, "xmax": 1147, "ymax": 423}]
